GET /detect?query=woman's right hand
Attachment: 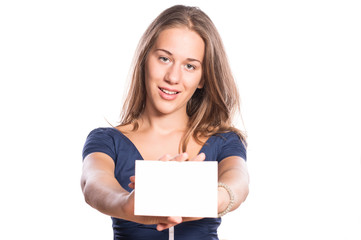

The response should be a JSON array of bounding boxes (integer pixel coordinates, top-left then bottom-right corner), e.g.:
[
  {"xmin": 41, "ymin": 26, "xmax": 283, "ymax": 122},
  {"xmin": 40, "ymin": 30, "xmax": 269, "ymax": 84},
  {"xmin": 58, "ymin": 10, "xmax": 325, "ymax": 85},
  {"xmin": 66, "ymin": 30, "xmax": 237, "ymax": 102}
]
[
  {"xmin": 121, "ymin": 188, "xmax": 182, "ymax": 231},
  {"xmin": 82, "ymin": 152, "xmax": 183, "ymax": 231}
]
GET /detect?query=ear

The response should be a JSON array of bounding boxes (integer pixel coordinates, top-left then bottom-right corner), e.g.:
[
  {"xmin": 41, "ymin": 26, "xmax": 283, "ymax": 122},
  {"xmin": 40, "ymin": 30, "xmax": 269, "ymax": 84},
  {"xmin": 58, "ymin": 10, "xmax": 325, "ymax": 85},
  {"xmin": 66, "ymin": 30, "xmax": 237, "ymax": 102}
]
[{"xmin": 197, "ymin": 78, "xmax": 204, "ymax": 89}]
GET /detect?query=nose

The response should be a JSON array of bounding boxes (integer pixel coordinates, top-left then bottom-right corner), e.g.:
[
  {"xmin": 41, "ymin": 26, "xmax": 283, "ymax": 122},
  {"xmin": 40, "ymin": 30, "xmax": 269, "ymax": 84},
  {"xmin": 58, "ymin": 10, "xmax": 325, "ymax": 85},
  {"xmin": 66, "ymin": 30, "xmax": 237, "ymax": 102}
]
[{"xmin": 165, "ymin": 63, "xmax": 181, "ymax": 84}]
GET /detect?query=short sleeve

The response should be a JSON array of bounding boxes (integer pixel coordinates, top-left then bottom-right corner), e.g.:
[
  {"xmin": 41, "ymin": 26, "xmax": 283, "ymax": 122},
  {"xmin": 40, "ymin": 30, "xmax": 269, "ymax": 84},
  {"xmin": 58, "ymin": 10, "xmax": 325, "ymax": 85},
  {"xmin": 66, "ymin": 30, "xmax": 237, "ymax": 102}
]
[
  {"xmin": 82, "ymin": 128, "xmax": 117, "ymax": 161},
  {"xmin": 217, "ymin": 132, "xmax": 247, "ymax": 162}
]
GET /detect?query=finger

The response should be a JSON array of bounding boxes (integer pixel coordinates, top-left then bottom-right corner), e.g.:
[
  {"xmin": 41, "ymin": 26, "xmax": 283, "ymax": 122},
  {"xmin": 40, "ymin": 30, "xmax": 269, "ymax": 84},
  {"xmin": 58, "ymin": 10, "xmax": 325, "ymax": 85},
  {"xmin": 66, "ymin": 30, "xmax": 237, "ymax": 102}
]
[
  {"xmin": 128, "ymin": 182, "xmax": 135, "ymax": 189},
  {"xmin": 156, "ymin": 223, "xmax": 172, "ymax": 231},
  {"xmin": 190, "ymin": 152, "xmax": 206, "ymax": 161},
  {"xmin": 159, "ymin": 154, "xmax": 172, "ymax": 161},
  {"xmin": 128, "ymin": 176, "xmax": 135, "ymax": 189},
  {"xmin": 156, "ymin": 216, "xmax": 182, "ymax": 231},
  {"xmin": 129, "ymin": 176, "xmax": 135, "ymax": 183},
  {"xmin": 157, "ymin": 223, "xmax": 179, "ymax": 231},
  {"xmin": 167, "ymin": 216, "xmax": 182, "ymax": 224},
  {"xmin": 171, "ymin": 153, "xmax": 188, "ymax": 162}
]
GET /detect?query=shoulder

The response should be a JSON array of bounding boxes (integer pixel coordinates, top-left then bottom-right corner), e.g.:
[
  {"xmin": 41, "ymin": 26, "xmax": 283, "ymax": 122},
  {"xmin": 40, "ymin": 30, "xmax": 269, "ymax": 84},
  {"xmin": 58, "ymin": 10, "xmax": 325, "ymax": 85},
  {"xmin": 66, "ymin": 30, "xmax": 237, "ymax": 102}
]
[
  {"xmin": 87, "ymin": 127, "xmax": 120, "ymax": 136},
  {"xmin": 210, "ymin": 131, "xmax": 247, "ymax": 162},
  {"xmin": 82, "ymin": 127, "xmax": 126, "ymax": 160},
  {"xmin": 212, "ymin": 131, "xmax": 243, "ymax": 143},
  {"xmin": 86, "ymin": 127, "xmax": 130, "ymax": 141},
  {"xmin": 85, "ymin": 127, "xmax": 133, "ymax": 149}
]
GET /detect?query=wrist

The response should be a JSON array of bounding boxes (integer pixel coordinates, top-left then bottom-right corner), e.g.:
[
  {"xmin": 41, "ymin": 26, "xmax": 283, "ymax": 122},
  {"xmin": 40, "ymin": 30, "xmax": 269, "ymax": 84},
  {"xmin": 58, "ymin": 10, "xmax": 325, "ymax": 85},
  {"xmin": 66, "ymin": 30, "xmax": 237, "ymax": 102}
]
[
  {"xmin": 118, "ymin": 191, "xmax": 135, "ymax": 220},
  {"xmin": 217, "ymin": 186, "xmax": 229, "ymax": 213},
  {"xmin": 217, "ymin": 182, "xmax": 235, "ymax": 217}
]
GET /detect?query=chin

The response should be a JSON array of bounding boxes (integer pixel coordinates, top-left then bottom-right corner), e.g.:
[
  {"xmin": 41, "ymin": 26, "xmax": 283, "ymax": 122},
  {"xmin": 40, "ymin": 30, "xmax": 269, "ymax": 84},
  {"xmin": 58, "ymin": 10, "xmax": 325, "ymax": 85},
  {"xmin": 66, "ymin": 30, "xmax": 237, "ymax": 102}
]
[{"xmin": 153, "ymin": 104, "xmax": 186, "ymax": 116}]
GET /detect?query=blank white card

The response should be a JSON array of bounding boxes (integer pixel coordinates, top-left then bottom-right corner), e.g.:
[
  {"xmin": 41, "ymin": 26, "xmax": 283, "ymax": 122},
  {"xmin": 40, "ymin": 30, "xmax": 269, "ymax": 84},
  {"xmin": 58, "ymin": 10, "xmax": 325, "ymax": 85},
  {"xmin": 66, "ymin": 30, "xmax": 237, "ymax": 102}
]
[{"xmin": 134, "ymin": 160, "xmax": 218, "ymax": 218}]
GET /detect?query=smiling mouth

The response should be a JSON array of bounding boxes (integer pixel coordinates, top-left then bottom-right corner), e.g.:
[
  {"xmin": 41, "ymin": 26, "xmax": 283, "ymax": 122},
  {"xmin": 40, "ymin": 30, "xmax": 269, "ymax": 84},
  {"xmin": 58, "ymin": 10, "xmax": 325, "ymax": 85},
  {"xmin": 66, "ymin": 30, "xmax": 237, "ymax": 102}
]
[{"xmin": 159, "ymin": 88, "xmax": 179, "ymax": 95}]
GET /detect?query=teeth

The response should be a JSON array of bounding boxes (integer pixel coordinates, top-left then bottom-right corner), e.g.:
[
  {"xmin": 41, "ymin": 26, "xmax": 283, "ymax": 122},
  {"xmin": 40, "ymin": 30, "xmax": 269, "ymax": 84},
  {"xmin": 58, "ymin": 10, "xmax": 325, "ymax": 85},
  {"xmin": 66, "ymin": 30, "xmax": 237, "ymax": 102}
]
[{"xmin": 161, "ymin": 88, "xmax": 178, "ymax": 95}]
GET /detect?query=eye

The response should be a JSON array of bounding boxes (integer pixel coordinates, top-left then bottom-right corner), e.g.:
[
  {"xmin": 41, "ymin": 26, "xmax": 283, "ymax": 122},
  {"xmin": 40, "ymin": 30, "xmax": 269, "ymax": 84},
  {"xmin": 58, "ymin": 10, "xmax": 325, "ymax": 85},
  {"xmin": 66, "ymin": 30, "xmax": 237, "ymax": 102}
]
[
  {"xmin": 159, "ymin": 56, "xmax": 170, "ymax": 63},
  {"xmin": 185, "ymin": 64, "xmax": 196, "ymax": 70}
]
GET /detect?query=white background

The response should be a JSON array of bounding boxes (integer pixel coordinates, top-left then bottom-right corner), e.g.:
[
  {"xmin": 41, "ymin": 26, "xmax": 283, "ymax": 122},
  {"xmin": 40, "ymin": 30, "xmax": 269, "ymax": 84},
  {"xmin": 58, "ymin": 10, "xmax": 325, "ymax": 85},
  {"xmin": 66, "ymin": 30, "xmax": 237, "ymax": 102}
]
[{"xmin": 1, "ymin": 0, "xmax": 360, "ymax": 239}]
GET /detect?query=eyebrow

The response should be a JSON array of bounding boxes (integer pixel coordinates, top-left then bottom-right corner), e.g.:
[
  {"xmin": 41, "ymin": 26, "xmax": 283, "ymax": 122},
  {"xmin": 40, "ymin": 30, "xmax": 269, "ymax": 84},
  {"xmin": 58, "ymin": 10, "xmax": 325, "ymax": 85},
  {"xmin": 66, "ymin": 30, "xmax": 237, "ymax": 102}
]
[{"xmin": 155, "ymin": 48, "xmax": 202, "ymax": 64}]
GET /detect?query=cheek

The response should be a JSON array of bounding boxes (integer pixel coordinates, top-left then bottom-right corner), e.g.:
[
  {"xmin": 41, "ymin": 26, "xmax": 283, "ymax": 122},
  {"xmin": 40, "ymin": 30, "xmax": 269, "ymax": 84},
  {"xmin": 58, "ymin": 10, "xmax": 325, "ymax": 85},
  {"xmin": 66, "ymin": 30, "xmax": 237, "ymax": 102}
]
[
  {"xmin": 145, "ymin": 58, "xmax": 163, "ymax": 81},
  {"xmin": 187, "ymin": 73, "xmax": 203, "ymax": 90}
]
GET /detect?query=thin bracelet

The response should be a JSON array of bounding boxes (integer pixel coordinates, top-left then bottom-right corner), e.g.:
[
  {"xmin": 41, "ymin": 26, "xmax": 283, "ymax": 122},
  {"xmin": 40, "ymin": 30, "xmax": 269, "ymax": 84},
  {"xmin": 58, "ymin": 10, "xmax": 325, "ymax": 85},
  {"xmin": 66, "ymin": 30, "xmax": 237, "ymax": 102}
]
[{"xmin": 218, "ymin": 182, "xmax": 235, "ymax": 217}]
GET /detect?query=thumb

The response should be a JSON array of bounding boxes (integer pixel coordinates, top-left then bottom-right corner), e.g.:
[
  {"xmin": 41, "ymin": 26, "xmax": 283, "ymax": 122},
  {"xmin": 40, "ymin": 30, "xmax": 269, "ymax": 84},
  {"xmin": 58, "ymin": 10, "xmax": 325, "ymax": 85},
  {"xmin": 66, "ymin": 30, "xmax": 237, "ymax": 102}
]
[{"xmin": 156, "ymin": 216, "xmax": 182, "ymax": 231}]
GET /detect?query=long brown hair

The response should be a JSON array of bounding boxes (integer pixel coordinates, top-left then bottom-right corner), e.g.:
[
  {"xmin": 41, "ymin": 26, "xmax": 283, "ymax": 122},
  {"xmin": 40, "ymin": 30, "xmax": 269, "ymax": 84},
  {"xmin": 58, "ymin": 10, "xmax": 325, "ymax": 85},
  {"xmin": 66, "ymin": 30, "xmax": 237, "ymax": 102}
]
[{"xmin": 119, "ymin": 5, "xmax": 246, "ymax": 152}]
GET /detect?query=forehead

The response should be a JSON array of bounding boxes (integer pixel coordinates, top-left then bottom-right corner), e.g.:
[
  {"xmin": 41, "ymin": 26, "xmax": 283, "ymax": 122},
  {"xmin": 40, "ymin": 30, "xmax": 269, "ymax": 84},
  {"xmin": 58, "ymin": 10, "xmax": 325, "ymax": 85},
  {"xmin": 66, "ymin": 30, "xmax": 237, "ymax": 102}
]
[{"xmin": 153, "ymin": 27, "xmax": 205, "ymax": 61}]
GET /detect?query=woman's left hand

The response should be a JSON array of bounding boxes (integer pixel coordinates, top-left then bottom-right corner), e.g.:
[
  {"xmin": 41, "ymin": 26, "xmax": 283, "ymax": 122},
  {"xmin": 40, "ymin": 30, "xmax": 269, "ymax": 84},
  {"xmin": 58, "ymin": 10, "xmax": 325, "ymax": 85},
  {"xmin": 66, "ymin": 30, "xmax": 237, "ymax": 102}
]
[{"xmin": 158, "ymin": 152, "xmax": 206, "ymax": 162}]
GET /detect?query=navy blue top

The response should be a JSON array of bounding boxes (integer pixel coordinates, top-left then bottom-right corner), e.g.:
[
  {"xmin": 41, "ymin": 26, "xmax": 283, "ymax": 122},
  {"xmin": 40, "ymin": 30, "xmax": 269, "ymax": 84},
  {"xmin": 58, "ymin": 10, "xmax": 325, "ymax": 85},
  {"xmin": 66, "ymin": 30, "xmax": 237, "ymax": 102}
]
[{"xmin": 82, "ymin": 127, "xmax": 246, "ymax": 240}]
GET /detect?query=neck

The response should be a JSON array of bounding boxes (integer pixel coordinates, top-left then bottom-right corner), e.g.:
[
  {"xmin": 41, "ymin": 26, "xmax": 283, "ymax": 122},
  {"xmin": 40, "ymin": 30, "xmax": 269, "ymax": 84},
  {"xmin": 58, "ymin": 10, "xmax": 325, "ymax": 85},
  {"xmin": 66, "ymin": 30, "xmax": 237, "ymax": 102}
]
[{"xmin": 139, "ymin": 109, "xmax": 189, "ymax": 135}]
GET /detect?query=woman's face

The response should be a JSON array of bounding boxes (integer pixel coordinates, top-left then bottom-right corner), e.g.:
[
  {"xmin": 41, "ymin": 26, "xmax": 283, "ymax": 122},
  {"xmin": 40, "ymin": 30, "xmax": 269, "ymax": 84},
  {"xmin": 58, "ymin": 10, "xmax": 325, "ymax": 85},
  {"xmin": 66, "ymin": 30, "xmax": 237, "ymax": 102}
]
[{"xmin": 144, "ymin": 27, "xmax": 205, "ymax": 116}]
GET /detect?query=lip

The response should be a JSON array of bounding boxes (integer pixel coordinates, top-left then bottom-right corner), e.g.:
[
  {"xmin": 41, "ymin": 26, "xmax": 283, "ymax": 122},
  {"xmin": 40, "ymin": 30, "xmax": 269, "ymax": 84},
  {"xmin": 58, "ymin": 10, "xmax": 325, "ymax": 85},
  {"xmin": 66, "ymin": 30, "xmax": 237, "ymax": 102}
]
[
  {"xmin": 158, "ymin": 87, "xmax": 180, "ymax": 100},
  {"xmin": 159, "ymin": 86, "xmax": 180, "ymax": 93}
]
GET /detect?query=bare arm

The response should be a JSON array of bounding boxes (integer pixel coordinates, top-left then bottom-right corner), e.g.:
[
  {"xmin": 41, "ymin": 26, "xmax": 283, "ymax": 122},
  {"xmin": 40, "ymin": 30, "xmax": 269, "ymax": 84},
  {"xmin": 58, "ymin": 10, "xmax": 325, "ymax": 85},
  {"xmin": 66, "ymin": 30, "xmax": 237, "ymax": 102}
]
[
  {"xmin": 217, "ymin": 156, "xmax": 249, "ymax": 214},
  {"xmin": 81, "ymin": 152, "xmax": 181, "ymax": 230},
  {"xmin": 81, "ymin": 152, "xmax": 128, "ymax": 217},
  {"xmin": 183, "ymin": 156, "xmax": 249, "ymax": 220}
]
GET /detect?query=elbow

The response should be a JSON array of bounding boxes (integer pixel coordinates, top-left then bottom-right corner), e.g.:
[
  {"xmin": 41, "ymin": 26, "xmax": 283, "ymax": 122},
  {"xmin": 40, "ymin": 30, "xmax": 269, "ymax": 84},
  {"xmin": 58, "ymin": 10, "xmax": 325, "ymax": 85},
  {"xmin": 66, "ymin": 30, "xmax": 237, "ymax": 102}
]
[
  {"xmin": 81, "ymin": 177, "xmax": 92, "ymax": 206},
  {"xmin": 242, "ymin": 173, "xmax": 250, "ymax": 202},
  {"xmin": 241, "ymin": 165, "xmax": 250, "ymax": 202},
  {"xmin": 243, "ymin": 183, "xmax": 249, "ymax": 202},
  {"xmin": 237, "ymin": 175, "xmax": 250, "ymax": 207}
]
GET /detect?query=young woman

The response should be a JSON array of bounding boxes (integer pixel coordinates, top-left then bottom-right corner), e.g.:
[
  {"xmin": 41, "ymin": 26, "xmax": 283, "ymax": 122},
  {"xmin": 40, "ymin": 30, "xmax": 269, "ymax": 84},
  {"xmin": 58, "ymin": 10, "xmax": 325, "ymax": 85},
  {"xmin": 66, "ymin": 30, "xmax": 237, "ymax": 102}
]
[{"xmin": 81, "ymin": 5, "xmax": 249, "ymax": 240}]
